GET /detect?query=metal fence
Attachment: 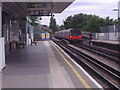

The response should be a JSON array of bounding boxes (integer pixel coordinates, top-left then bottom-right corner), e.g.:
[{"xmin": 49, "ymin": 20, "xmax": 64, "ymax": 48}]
[{"xmin": 92, "ymin": 24, "xmax": 120, "ymax": 41}]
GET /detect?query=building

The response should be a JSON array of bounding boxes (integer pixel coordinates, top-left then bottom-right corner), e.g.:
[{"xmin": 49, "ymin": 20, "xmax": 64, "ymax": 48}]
[{"xmin": 0, "ymin": 0, "xmax": 75, "ymax": 71}]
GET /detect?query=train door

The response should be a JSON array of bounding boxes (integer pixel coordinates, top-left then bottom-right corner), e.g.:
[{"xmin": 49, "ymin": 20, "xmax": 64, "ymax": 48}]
[
  {"xmin": 41, "ymin": 33, "xmax": 45, "ymax": 40},
  {"xmin": 45, "ymin": 32, "xmax": 50, "ymax": 40}
]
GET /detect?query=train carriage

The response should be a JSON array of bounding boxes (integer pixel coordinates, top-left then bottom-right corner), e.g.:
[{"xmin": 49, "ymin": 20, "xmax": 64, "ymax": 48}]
[
  {"xmin": 54, "ymin": 28, "xmax": 82, "ymax": 42},
  {"xmin": 54, "ymin": 28, "xmax": 93, "ymax": 43}
]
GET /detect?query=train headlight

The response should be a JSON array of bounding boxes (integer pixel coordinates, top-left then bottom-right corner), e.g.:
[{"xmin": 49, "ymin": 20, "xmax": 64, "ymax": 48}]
[
  {"xmin": 69, "ymin": 35, "xmax": 72, "ymax": 38},
  {"xmin": 79, "ymin": 35, "xmax": 82, "ymax": 38}
]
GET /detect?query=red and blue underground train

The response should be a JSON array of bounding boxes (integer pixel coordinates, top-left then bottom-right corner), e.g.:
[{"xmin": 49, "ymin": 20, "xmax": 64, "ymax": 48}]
[{"xmin": 54, "ymin": 28, "xmax": 93, "ymax": 43}]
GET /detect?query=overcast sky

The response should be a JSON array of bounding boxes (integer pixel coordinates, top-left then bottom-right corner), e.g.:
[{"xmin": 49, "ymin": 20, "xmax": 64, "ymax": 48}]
[{"xmin": 40, "ymin": 0, "xmax": 120, "ymax": 26}]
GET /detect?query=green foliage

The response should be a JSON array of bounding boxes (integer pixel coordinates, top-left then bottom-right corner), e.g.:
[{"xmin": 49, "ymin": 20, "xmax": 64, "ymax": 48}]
[
  {"xmin": 49, "ymin": 16, "xmax": 57, "ymax": 32},
  {"xmin": 118, "ymin": 18, "xmax": 120, "ymax": 24},
  {"xmin": 59, "ymin": 25, "xmax": 65, "ymax": 30},
  {"xmin": 28, "ymin": 16, "xmax": 40, "ymax": 26},
  {"xmin": 63, "ymin": 13, "xmax": 118, "ymax": 32}
]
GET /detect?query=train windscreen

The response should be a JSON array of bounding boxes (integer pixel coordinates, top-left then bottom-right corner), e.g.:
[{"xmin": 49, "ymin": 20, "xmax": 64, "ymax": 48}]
[{"xmin": 70, "ymin": 29, "xmax": 81, "ymax": 36}]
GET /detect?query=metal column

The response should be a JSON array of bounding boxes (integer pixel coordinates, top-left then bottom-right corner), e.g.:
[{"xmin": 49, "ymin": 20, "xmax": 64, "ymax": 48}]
[
  {"xmin": 118, "ymin": 1, "xmax": 120, "ymax": 18},
  {"xmin": 0, "ymin": 2, "xmax": 2, "ymax": 89},
  {"xmin": 118, "ymin": 1, "xmax": 120, "ymax": 42},
  {"xmin": 0, "ymin": 1, "xmax": 6, "ymax": 72},
  {"xmin": 0, "ymin": 1, "xmax": 2, "ymax": 37}
]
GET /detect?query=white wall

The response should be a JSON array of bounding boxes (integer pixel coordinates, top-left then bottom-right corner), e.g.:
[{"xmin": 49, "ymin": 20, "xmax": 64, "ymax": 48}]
[
  {"xmin": 93, "ymin": 33, "xmax": 119, "ymax": 41},
  {"xmin": 0, "ymin": 2, "xmax": 6, "ymax": 72},
  {"xmin": 0, "ymin": 38, "xmax": 6, "ymax": 72},
  {"xmin": 109, "ymin": 33, "xmax": 119, "ymax": 41},
  {"xmin": 26, "ymin": 34, "xmax": 29, "ymax": 46}
]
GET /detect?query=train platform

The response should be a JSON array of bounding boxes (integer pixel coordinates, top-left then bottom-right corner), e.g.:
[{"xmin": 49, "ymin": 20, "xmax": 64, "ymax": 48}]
[
  {"xmin": 91, "ymin": 40, "xmax": 120, "ymax": 51},
  {"xmin": 92, "ymin": 40, "xmax": 119, "ymax": 45},
  {"xmin": 2, "ymin": 41, "xmax": 102, "ymax": 88}
]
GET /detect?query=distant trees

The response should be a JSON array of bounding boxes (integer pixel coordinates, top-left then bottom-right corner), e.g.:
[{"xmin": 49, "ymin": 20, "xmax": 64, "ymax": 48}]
[
  {"xmin": 63, "ymin": 13, "xmax": 118, "ymax": 32},
  {"xmin": 49, "ymin": 16, "xmax": 57, "ymax": 32},
  {"xmin": 118, "ymin": 18, "xmax": 120, "ymax": 24},
  {"xmin": 59, "ymin": 25, "xmax": 65, "ymax": 30},
  {"xmin": 28, "ymin": 16, "xmax": 40, "ymax": 26}
]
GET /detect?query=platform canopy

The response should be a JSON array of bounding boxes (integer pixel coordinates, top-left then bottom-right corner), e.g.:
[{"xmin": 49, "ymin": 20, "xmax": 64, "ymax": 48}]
[{"xmin": 1, "ymin": 0, "xmax": 75, "ymax": 17}]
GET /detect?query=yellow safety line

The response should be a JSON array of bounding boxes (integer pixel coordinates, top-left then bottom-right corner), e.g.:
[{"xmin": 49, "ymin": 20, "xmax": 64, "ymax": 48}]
[{"xmin": 53, "ymin": 43, "xmax": 91, "ymax": 89}]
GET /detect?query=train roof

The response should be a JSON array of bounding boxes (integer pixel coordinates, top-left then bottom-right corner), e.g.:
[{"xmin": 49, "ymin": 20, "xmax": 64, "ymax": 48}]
[
  {"xmin": 56, "ymin": 28, "xmax": 72, "ymax": 33},
  {"xmin": 55, "ymin": 28, "xmax": 81, "ymax": 33},
  {"xmin": 81, "ymin": 31, "xmax": 91, "ymax": 33}
]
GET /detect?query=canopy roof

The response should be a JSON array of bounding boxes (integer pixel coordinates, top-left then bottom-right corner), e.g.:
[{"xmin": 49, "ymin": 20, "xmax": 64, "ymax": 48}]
[{"xmin": 2, "ymin": 0, "xmax": 75, "ymax": 17}]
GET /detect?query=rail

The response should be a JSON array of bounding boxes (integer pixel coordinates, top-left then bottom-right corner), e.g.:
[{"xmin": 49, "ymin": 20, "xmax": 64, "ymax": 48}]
[{"xmin": 52, "ymin": 40, "xmax": 119, "ymax": 89}]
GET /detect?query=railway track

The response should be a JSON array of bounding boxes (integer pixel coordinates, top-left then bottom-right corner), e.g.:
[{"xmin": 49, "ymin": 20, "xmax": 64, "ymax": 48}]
[
  {"xmin": 53, "ymin": 40, "xmax": 120, "ymax": 89},
  {"xmin": 72, "ymin": 43, "xmax": 120, "ymax": 63}
]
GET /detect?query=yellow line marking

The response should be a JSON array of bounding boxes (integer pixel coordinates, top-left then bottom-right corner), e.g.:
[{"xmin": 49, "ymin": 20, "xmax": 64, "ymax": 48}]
[{"xmin": 53, "ymin": 43, "xmax": 91, "ymax": 88}]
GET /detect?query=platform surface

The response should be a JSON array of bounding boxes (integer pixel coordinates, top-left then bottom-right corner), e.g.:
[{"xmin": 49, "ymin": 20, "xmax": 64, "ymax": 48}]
[
  {"xmin": 92, "ymin": 40, "xmax": 120, "ymax": 45},
  {"xmin": 2, "ymin": 41, "xmax": 100, "ymax": 88}
]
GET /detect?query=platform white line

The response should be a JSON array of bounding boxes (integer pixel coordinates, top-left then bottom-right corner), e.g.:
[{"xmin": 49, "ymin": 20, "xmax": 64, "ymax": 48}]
[{"xmin": 51, "ymin": 41, "xmax": 103, "ymax": 89}]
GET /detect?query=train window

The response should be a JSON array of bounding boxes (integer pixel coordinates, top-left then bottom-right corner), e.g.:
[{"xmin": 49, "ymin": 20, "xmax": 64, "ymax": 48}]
[{"xmin": 70, "ymin": 29, "xmax": 81, "ymax": 36}]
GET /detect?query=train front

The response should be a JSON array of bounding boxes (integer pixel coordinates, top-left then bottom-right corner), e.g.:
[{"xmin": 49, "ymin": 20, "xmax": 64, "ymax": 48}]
[{"xmin": 68, "ymin": 29, "xmax": 82, "ymax": 42}]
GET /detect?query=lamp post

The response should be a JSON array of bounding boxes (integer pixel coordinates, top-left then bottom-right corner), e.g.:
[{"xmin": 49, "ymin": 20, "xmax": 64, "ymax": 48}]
[
  {"xmin": 113, "ymin": 3, "xmax": 120, "ymax": 41},
  {"xmin": 113, "ymin": 9, "xmax": 120, "ymax": 20},
  {"xmin": 113, "ymin": 1, "xmax": 120, "ymax": 20}
]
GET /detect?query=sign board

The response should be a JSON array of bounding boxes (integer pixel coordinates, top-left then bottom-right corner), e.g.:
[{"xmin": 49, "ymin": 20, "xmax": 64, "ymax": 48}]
[
  {"xmin": 1, "ymin": 0, "xmax": 75, "ymax": 2},
  {"xmin": 27, "ymin": 2, "xmax": 52, "ymax": 10},
  {"xmin": 27, "ymin": 3, "xmax": 47, "ymax": 8}
]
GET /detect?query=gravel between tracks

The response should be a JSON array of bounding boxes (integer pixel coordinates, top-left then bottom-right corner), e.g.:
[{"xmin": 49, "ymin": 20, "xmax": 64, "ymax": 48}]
[{"xmin": 68, "ymin": 44, "xmax": 119, "ymax": 72}]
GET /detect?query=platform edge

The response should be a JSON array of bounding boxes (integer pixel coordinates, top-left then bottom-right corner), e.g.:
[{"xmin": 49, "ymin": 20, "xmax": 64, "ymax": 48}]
[{"xmin": 51, "ymin": 41, "xmax": 103, "ymax": 89}]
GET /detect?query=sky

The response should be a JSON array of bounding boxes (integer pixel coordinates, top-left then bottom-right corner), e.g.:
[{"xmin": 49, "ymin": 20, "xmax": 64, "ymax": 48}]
[{"xmin": 40, "ymin": 0, "xmax": 120, "ymax": 26}]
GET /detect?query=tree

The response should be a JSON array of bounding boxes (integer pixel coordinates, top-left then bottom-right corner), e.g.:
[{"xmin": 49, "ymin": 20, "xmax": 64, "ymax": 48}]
[
  {"xmin": 28, "ymin": 16, "xmax": 40, "ymax": 26},
  {"xmin": 104, "ymin": 17, "xmax": 114, "ymax": 25},
  {"xmin": 63, "ymin": 13, "xmax": 116, "ymax": 32},
  {"xmin": 63, "ymin": 16, "xmax": 73, "ymax": 29},
  {"xmin": 49, "ymin": 16, "xmax": 57, "ymax": 32},
  {"xmin": 60, "ymin": 25, "xmax": 65, "ymax": 30},
  {"xmin": 114, "ymin": 18, "xmax": 120, "ymax": 24}
]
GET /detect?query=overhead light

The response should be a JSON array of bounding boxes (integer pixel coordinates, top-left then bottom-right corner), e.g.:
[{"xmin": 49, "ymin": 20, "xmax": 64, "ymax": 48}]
[
  {"xmin": 113, "ymin": 9, "xmax": 119, "ymax": 11},
  {"xmin": 52, "ymin": 14, "xmax": 55, "ymax": 17},
  {"xmin": 51, "ymin": 13, "xmax": 54, "ymax": 17},
  {"xmin": 39, "ymin": 17, "xmax": 42, "ymax": 20}
]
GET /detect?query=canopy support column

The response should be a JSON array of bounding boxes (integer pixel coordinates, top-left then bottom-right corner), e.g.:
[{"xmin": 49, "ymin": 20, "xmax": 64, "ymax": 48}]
[{"xmin": 0, "ymin": 1, "xmax": 6, "ymax": 72}]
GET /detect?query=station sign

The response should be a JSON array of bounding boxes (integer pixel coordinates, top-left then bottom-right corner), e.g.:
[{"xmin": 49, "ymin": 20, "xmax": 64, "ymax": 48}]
[
  {"xmin": 27, "ymin": 3, "xmax": 47, "ymax": 9},
  {"xmin": 27, "ymin": 2, "xmax": 52, "ymax": 10},
  {"xmin": 1, "ymin": 0, "xmax": 75, "ymax": 2}
]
